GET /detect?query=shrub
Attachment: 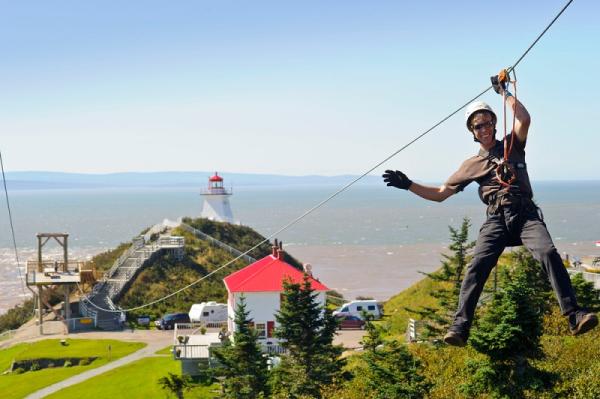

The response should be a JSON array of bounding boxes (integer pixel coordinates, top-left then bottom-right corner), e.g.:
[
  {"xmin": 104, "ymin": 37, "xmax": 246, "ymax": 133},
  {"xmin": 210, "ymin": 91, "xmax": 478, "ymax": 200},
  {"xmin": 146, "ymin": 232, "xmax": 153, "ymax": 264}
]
[
  {"xmin": 30, "ymin": 362, "xmax": 40, "ymax": 371},
  {"xmin": 13, "ymin": 367, "xmax": 25, "ymax": 374},
  {"xmin": 79, "ymin": 358, "xmax": 91, "ymax": 366},
  {"xmin": 47, "ymin": 362, "xmax": 55, "ymax": 368},
  {"xmin": 63, "ymin": 360, "xmax": 72, "ymax": 367},
  {"xmin": 0, "ymin": 299, "xmax": 35, "ymax": 333}
]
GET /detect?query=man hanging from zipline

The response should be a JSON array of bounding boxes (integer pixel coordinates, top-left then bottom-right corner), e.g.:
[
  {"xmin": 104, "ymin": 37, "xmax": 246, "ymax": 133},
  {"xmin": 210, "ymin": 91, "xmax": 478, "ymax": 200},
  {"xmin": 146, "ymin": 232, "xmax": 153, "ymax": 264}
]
[{"xmin": 383, "ymin": 70, "xmax": 598, "ymax": 347}]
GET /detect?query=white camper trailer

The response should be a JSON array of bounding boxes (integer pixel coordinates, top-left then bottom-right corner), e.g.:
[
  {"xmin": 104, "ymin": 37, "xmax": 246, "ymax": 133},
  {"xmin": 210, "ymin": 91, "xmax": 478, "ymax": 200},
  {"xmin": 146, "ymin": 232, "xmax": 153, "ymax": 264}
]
[
  {"xmin": 188, "ymin": 302, "xmax": 227, "ymax": 323},
  {"xmin": 333, "ymin": 300, "xmax": 382, "ymax": 320}
]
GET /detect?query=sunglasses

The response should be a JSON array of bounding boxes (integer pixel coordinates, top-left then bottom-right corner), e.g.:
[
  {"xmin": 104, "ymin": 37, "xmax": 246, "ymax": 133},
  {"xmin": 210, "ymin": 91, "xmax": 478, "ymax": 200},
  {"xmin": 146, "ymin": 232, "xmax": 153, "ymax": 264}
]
[{"xmin": 471, "ymin": 120, "xmax": 494, "ymax": 131}]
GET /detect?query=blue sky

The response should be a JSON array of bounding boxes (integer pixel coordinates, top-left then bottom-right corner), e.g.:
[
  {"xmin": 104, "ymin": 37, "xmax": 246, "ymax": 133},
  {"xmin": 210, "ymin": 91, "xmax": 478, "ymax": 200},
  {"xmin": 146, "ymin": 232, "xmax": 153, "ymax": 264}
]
[{"xmin": 1, "ymin": 0, "xmax": 598, "ymax": 181}]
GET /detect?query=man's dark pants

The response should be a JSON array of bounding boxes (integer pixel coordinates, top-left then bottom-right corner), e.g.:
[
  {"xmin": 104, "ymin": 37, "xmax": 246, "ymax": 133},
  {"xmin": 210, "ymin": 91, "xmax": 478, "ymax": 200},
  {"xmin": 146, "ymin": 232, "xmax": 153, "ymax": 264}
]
[{"xmin": 450, "ymin": 199, "xmax": 579, "ymax": 336}]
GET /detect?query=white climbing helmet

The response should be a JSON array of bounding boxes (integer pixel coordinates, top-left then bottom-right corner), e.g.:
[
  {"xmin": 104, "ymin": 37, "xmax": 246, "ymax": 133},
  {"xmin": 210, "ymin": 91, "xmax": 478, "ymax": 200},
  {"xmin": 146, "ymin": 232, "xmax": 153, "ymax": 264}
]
[{"xmin": 465, "ymin": 101, "xmax": 496, "ymax": 130}]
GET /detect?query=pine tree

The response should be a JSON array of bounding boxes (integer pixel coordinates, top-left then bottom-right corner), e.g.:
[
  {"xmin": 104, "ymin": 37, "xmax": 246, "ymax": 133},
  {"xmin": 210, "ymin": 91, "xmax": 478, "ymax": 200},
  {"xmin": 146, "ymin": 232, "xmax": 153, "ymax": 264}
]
[
  {"xmin": 570, "ymin": 272, "xmax": 600, "ymax": 312},
  {"xmin": 462, "ymin": 257, "xmax": 555, "ymax": 398},
  {"xmin": 157, "ymin": 373, "xmax": 191, "ymax": 399},
  {"xmin": 405, "ymin": 217, "xmax": 475, "ymax": 339},
  {"xmin": 270, "ymin": 275, "xmax": 345, "ymax": 399},
  {"xmin": 212, "ymin": 295, "xmax": 269, "ymax": 399},
  {"xmin": 360, "ymin": 319, "xmax": 431, "ymax": 399}
]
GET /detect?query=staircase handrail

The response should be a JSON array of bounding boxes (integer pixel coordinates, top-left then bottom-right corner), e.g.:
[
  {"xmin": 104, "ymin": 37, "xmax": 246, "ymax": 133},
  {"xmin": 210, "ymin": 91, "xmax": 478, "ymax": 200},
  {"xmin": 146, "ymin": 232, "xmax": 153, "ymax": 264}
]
[
  {"xmin": 104, "ymin": 243, "xmax": 165, "ymax": 301},
  {"xmin": 106, "ymin": 296, "xmax": 118, "ymax": 311},
  {"xmin": 104, "ymin": 244, "xmax": 137, "ymax": 280}
]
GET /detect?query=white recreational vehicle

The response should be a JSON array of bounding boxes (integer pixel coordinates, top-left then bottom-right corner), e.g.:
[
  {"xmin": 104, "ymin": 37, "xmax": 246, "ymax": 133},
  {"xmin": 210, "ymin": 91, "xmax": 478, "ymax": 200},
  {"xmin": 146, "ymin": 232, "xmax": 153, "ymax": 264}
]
[
  {"xmin": 188, "ymin": 302, "xmax": 227, "ymax": 323},
  {"xmin": 333, "ymin": 300, "xmax": 382, "ymax": 320}
]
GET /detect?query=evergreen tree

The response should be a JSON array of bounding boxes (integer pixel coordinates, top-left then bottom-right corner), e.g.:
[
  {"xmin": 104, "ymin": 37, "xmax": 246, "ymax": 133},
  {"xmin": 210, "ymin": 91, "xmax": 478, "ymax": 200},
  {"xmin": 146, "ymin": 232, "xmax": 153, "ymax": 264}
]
[
  {"xmin": 157, "ymin": 373, "xmax": 191, "ymax": 399},
  {"xmin": 360, "ymin": 319, "xmax": 431, "ymax": 399},
  {"xmin": 360, "ymin": 316, "xmax": 384, "ymax": 352},
  {"xmin": 405, "ymin": 217, "xmax": 475, "ymax": 339},
  {"xmin": 270, "ymin": 275, "xmax": 345, "ymax": 399},
  {"xmin": 212, "ymin": 295, "xmax": 269, "ymax": 399},
  {"xmin": 506, "ymin": 247, "xmax": 554, "ymax": 311},
  {"xmin": 462, "ymin": 260, "xmax": 555, "ymax": 398},
  {"xmin": 570, "ymin": 272, "xmax": 600, "ymax": 312}
]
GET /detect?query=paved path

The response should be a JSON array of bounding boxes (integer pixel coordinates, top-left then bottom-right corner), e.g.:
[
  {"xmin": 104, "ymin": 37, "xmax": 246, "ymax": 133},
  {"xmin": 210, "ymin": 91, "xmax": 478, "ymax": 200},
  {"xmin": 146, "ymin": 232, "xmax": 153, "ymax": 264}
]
[
  {"xmin": 334, "ymin": 329, "xmax": 366, "ymax": 350},
  {"xmin": 23, "ymin": 330, "xmax": 173, "ymax": 399},
  {"xmin": 11, "ymin": 326, "xmax": 364, "ymax": 398}
]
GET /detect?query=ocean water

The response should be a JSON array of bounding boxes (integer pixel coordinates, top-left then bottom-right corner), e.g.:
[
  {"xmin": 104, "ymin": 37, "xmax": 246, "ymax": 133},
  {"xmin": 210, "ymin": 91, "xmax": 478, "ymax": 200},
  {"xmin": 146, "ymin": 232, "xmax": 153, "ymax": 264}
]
[{"xmin": 1, "ymin": 181, "xmax": 599, "ymax": 313}]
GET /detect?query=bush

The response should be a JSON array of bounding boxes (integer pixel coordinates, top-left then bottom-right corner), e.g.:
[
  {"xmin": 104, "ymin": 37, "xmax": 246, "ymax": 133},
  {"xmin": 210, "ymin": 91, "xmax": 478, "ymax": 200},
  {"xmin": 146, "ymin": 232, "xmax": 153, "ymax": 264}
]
[
  {"xmin": 30, "ymin": 362, "xmax": 40, "ymax": 371},
  {"xmin": 79, "ymin": 358, "xmax": 91, "ymax": 366},
  {"xmin": 47, "ymin": 362, "xmax": 55, "ymax": 368},
  {"xmin": 13, "ymin": 367, "xmax": 25, "ymax": 374},
  {"xmin": 0, "ymin": 299, "xmax": 35, "ymax": 333},
  {"xmin": 63, "ymin": 360, "xmax": 72, "ymax": 367}
]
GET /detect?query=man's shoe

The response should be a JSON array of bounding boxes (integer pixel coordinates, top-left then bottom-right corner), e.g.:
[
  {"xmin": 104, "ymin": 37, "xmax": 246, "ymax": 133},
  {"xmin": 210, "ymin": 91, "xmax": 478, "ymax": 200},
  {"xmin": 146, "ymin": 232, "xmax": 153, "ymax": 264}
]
[
  {"xmin": 443, "ymin": 330, "xmax": 467, "ymax": 347},
  {"xmin": 569, "ymin": 310, "xmax": 598, "ymax": 336}
]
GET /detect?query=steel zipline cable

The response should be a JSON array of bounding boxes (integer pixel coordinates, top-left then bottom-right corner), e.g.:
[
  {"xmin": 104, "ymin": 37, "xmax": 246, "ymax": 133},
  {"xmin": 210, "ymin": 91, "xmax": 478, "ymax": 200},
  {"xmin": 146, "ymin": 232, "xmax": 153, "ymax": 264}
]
[
  {"xmin": 77, "ymin": 0, "xmax": 575, "ymax": 312},
  {"xmin": 0, "ymin": 150, "xmax": 27, "ymax": 296}
]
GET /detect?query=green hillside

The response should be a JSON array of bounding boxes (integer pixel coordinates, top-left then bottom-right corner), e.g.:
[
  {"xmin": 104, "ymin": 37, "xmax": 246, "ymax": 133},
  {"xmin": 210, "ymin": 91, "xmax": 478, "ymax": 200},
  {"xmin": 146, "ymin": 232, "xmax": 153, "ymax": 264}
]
[{"xmin": 117, "ymin": 217, "xmax": 302, "ymax": 319}]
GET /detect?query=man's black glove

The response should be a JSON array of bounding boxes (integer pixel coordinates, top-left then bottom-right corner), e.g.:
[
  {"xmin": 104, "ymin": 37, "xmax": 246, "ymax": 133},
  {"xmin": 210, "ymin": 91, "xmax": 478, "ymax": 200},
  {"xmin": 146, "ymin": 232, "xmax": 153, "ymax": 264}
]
[
  {"xmin": 382, "ymin": 170, "xmax": 412, "ymax": 190},
  {"xmin": 491, "ymin": 69, "xmax": 509, "ymax": 94}
]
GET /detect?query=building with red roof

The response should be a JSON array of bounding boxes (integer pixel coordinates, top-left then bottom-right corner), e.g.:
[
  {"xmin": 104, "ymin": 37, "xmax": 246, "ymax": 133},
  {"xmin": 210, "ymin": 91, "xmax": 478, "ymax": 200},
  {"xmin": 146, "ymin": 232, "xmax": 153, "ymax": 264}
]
[{"xmin": 223, "ymin": 243, "xmax": 329, "ymax": 345}]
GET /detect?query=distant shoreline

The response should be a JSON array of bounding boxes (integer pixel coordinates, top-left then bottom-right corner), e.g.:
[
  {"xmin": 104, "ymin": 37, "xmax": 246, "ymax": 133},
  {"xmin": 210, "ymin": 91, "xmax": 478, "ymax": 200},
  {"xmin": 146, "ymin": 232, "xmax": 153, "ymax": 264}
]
[
  {"xmin": 1, "ymin": 240, "xmax": 596, "ymax": 314},
  {"xmin": 5, "ymin": 171, "xmax": 599, "ymax": 190}
]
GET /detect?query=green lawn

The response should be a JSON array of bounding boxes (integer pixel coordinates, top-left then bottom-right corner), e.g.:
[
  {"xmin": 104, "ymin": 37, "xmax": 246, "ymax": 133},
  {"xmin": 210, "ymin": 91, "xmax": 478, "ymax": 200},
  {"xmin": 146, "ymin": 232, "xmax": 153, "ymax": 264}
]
[
  {"xmin": 47, "ymin": 356, "xmax": 220, "ymax": 399},
  {"xmin": 155, "ymin": 345, "xmax": 174, "ymax": 355},
  {"xmin": 0, "ymin": 339, "xmax": 145, "ymax": 399}
]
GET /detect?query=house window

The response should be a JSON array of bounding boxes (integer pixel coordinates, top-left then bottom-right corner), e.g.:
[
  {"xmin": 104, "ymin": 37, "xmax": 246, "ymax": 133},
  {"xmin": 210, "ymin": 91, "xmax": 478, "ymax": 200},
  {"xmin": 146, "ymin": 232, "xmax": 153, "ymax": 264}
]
[
  {"xmin": 203, "ymin": 312, "xmax": 210, "ymax": 317},
  {"xmin": 255, "ymin": 323, "xmax": 266, "ymax": 339}
]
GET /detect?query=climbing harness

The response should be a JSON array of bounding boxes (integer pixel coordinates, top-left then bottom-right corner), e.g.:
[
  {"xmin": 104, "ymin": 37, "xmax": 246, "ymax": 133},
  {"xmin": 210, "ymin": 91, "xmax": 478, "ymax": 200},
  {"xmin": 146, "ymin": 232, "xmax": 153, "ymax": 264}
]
[{"xmin": 494, "ymin": 68, "xmax": 519, "ymax": 188}]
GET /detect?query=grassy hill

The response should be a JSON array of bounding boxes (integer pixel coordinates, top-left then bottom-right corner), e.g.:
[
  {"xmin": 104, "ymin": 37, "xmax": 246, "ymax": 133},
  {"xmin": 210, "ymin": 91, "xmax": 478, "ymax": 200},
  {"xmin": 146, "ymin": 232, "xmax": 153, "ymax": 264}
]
[{"xmin": 117, "ymin": 217, "xmax": 303, "ymax": 320}]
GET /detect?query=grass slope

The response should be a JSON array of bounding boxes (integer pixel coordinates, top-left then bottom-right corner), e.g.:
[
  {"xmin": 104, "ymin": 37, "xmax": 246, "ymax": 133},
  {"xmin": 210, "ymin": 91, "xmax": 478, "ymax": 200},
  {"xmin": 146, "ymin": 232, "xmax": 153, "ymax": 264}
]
[
  {"xmin": 46, "ymin": 356, "xmax": 220, "ymax": 399},
  {"xmin": 0, "ymin": 339, "xmax": 145, "ymax": 399},
  {"xmin": 377, "ymin": 253, "xmax": 600, "ymax": 399},
  {"xmin": 118, "ymin": 217, "xmax": 302, "ymax": 319}
]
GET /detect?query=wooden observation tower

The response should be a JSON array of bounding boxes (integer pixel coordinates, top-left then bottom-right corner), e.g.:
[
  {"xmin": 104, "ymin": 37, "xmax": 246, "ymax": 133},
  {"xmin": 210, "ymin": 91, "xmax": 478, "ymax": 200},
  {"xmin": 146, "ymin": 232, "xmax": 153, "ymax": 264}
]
[{"xmin": 25, "ymin": 233, "xmax": 91, "ymax": 334}]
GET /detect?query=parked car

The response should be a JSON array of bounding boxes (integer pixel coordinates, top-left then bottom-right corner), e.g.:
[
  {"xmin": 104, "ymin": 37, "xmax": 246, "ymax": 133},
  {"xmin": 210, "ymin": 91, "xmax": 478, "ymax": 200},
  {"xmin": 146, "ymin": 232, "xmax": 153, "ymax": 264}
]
[
  {"xmin": 335, "ymin": 314, "xmax": 365, "ymax": 330},
  {"xmin": 155, "ymin": 313, "xmax": 190, "ymax": 330},
  {"xmin": 333, "ymin": 300, "xmax": 382, "ymax": 320}
]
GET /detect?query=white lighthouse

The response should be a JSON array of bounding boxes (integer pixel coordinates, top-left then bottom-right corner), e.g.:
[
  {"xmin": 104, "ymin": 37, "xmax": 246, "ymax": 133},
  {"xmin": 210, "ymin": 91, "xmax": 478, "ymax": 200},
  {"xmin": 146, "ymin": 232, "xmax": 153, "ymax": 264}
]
[{"xmin": 200, "ymin": 172, "xmax": 235, "ymax": 223}]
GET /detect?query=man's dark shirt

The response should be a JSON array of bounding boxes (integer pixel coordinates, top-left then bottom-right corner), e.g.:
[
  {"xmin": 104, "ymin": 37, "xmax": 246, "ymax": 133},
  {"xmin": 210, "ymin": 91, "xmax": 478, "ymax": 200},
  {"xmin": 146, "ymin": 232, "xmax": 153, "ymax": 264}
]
[{"xmin": 444, "ymin": 134, "xmax": 533, "ymax": 205}]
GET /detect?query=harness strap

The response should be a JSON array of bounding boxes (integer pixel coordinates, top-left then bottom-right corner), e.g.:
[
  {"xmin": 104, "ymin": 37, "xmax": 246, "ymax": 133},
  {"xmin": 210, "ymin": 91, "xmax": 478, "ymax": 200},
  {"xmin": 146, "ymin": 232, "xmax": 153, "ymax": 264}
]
[{"xmin": 496, "ymin": 68, "xmax": 519, "ymax": 187}]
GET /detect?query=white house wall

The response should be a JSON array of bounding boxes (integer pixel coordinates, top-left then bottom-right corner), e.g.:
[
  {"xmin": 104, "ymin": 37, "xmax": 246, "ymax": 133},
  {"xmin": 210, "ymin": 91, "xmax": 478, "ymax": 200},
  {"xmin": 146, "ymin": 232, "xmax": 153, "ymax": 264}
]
[
  {"xmin": 227, "ymin": 290, "xmax": 327, "ymax": 335},
  {"xmin": 230, "ymin": 292, "xmax": 280, "ymax": 322}
]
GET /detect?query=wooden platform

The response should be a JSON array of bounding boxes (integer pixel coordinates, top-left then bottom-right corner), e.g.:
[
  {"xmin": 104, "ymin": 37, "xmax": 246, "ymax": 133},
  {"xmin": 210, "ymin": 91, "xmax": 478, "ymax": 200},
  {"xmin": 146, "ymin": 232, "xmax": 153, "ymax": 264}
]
[{"xmin": 26, "ymin": 270, "xmax": 81, "ymax": 285}]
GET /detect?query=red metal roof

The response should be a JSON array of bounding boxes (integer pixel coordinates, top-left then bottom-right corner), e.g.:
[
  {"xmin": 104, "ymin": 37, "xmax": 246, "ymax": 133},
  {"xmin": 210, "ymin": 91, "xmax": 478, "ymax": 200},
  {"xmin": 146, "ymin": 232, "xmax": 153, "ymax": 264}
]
[
  {"xmin": 223, "ymin": 254, "xmax": 329, "ymax": 293},
  {"xmin": 209, "ymin": 173, "xmax": 223, "ymax": 182}
]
